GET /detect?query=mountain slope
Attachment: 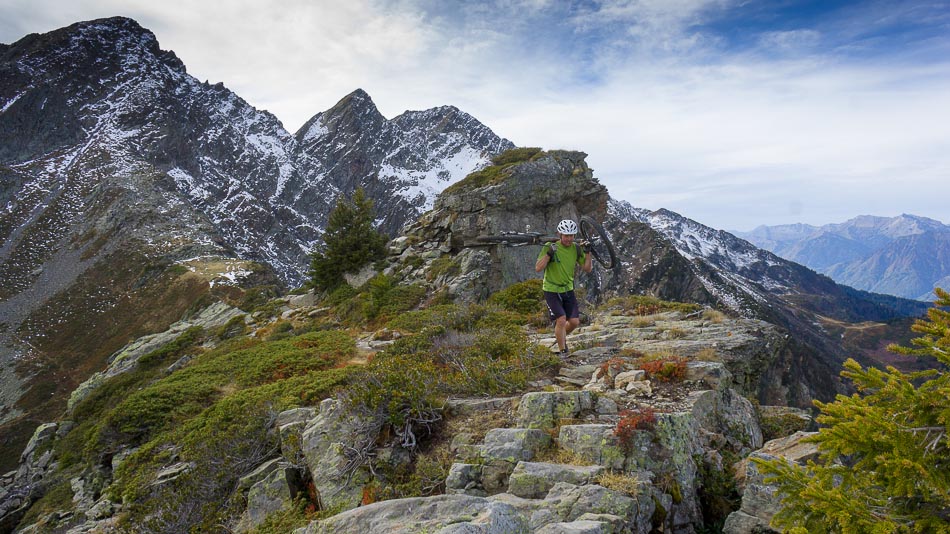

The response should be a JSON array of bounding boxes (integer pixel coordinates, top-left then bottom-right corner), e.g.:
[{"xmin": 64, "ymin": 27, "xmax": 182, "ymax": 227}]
[
  {"xmin": 736, "ymin": 214, "xmax": 950, "ymax": 300},
  {"xmin": 825, "ymin": 231, "xmax": 950, "ymax": 300}
]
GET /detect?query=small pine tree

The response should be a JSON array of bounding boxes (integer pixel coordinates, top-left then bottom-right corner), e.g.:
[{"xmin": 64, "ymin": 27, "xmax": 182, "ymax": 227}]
[
  {"xmin": 756, "ymin": 287, "xmax": 950, "ymax": 533},
  {"xmin": 308, "ymin": 188, "xmax": 387, "ymax": 291}
]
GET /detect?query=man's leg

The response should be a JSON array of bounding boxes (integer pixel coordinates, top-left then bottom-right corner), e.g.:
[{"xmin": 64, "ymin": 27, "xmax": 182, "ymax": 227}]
[
  {"xmin": 565, "ymin": 317, "xmax": 580, "ymax": 335},
  {"xmin": 544, "ymin": 291, "xmax": 569, "ymax": 353},
  {"xmin": 554, "ymin": 315, "xmax": 568, "ymax": 352},
  {"xmin": 563, "ymin": 291, "xmax": 581, "ymax": 338}
]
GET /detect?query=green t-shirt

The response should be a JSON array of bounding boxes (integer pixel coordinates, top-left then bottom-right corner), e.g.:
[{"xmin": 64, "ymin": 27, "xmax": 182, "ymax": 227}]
[{"xmin": 537, "ymin": 242, "xmax": 586, "ymax": 293}]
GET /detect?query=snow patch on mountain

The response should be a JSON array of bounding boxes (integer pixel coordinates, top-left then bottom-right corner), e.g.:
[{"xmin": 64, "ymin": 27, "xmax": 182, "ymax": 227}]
[
  {"xmin": 610, "ymin": 199, "xmax": 799, "ymax": 316},
  {"xmin": 380, "ymin": 145, "xmax": 489, "ymax": 210}
]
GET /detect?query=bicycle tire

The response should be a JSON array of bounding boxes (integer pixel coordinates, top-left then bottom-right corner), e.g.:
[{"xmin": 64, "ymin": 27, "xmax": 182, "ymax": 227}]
[{"xmin": 579, "ymin": 216, "xmax": 617, "ymax": 269}]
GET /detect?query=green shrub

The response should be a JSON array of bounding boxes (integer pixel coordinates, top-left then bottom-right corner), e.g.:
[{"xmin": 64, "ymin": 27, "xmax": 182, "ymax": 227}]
[
  {"xmin": 215, "ymin": 314, "xmax": 247, "ymax": 339},
  {"xmin": 137, "ymin": 326, "xmax": 205, "ymax": 367},
  {"xmin": 490, "ymin": 147, "xmax": 543, "ymax": 166},
  {"xmin": 112, "ymin": 367, "xmax": 350, "ymax": 530},
  {"xmin": 238, "ymin": 286, "xmax": 280, "ymax": 312},
  {"xmin": 427, "ymin": 256, "xmax": 460, "ymax": 281},
  {"xmin": 386, "ymin": 304, "xmax": 478, "ymax": 333},
  {"xmin": 92, "ymin": 332, "xmax": 354, "ymax": 453},
  {"xmin": 364, "ymin": 275, "xmax": 426, "ymax": 321},
  {"xmin": 328, "ymin": 274, "xmax": 426, "ymax": 326},
  {"xmin": 488, "ymin": 279, "xmax": 544, "ymax": 315},
  {"xmin": 325, "ymin": 284, "xmax": 358, "ymax": 306}
]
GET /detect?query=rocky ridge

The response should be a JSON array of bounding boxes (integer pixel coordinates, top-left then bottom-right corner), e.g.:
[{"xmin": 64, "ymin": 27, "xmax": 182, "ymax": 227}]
[{"xmin": 2, "ymin": 294, "xmax": 811, "ymax": 533}]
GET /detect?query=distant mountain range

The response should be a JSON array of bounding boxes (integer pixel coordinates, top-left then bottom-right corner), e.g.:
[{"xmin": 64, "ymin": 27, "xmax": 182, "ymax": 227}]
[{"xmin": 735, "ymin": 214, "xmax": 950, "ymax": 301}]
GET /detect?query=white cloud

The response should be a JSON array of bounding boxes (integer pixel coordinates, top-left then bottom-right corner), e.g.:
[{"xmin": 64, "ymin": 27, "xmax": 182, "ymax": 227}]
[{"xmin": 2, "ymin": 0, "xmax": 948, "ymax": 230}]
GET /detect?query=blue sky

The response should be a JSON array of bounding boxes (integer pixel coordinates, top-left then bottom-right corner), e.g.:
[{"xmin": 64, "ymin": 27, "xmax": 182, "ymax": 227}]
[{"xmin": 2, "ymin": 0, "xmax": 949, "ymax": 231}]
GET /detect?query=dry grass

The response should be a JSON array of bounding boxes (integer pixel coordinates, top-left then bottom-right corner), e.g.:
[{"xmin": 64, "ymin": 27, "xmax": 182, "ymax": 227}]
[
  {"xmin": 632, "ymin": 315, "xmax": 658, "ymax": 327},
  {"xmin": 702, "ymin": 309, "xmax": 727, "ymax": 323},
  {"xmin": 596, "ymin": 471, "xmax": 645, "ymax": 497},
  {"xmin": 444, "ymin": 407, "xmax": 515, "ymax": 442},
  {"xmin": 665, "ymin": 327, "xmax": 688, "ymax": 339},
  {"xmin": 534, "ymin": 446, "xmax": 591, "ymax": 467},
  {"xmin": 694, "ymin": 347, "xmax": 720, "ymax": 362}
]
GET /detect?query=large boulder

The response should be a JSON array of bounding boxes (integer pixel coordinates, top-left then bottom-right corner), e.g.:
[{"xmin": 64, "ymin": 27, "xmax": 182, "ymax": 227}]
[
  {"xmin": 723, "ymin": 432, "xmax": 819, "ymax": 534},
  {"xmin": 299, "ymin": 398, "xmax": 373, "ymax": 511},
  {"xmin": 507, "ymin": 462, "xmax": 605, "ymax": 499},
  {"xmin": 239, "ymin": 464, "xmax": 307, "ymax": 532},
  {"xmin": 295, "ymin": 494, "xmax": 530, "ymax": 534},
  {"xmin": 472, "ymin": 428, "xmax": 552, "ymax": 495},
  {"xmin": 557, "ymin": 425, "xmax": 626, "ymax": 471},
  {"xmin": 394, "ymin": 150, "xmax": 610, "ymax": 301},
  {"xmin": 517, "ymin": 391, "xmax": 594, "ymax": 430}
]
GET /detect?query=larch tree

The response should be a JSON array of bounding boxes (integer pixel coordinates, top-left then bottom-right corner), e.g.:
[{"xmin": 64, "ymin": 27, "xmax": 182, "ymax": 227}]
[
  {"xmin": 308, "ymin": 187, "xmax": 388, "ymax": 292},
  {"xmin": 756, "ymin": 287, "xmax": 950, "ymax": 533}
]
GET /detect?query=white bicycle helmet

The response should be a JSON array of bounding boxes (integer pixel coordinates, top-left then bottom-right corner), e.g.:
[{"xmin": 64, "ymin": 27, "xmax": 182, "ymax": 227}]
[{"xmin": 556, "ymin": 219, "xmax": 578, "ymax": 235}]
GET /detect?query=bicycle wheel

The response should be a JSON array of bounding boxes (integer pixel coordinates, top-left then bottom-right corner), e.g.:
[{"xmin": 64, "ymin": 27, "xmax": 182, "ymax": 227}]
[{"xmin": 579, "ymin": 216, "xmax": 617, "ymax": 269}]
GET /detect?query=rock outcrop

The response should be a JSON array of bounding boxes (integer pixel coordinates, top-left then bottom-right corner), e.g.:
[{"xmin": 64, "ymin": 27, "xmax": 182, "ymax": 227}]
[
  {"xmin": 389, "ymin": 150, "xmax": 609, "ymax": 302},
  {"xmin": 272, "ymin": 310, "xmax": 770, "ymax": 533},
  {"xmin": 723, "ymin": 432, "xmax": 820, "ymax": 533}
]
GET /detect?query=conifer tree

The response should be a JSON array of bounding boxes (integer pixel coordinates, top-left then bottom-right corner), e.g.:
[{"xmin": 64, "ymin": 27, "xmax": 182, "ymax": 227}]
[
  {"xmin": 757, "ymin": 288, "xmax": 950, "ymax": 533},
  {"xmin": 308, "ymin": 187, "xmax": 387, "ymax": 291}
]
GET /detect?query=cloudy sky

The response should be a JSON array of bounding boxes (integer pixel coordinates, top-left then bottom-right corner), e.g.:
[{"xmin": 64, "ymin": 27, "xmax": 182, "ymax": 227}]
[{"xmin": 2, "ymin": 0, "xmax": 949, "ymax": 231}]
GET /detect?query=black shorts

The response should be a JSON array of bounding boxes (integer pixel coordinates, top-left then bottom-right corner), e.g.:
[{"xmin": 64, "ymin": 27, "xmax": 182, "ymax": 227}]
[{"xmin": 544, "ymin": 290, "xmax": 579, "ymax": 321}]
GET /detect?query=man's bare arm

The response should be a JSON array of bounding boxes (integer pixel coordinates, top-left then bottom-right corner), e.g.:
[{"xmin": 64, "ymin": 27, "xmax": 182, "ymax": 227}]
[{"xmin": 536, "ymin": 254, "xmax": 550, "ymax": 272}]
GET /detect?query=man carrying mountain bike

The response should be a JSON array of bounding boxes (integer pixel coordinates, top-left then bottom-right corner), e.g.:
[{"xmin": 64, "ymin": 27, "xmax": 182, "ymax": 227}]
[{"xmin": 535, "ymin": 219, "xmax": 592, "ymax": 358}]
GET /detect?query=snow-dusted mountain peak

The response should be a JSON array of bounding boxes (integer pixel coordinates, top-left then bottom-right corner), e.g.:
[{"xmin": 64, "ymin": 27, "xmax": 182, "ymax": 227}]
[{"xmin": 2, "ymin": 18, "xmax": 513, "ymax": 287}]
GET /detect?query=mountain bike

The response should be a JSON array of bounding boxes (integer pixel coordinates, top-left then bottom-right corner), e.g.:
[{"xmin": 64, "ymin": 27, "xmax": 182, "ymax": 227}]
[{"xmin": 469, "ymin": 216, "xmax": 618, "ymax": 269}]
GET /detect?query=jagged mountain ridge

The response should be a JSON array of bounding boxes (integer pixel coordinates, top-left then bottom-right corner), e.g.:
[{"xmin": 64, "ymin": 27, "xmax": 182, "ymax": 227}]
[
  {"xmin": 736, "ymin": 214, "xmax": 950, "ymax": 300},
  {"xmin": 1, "ymin": 17, "xmax": 513, "ymax": 290},
  {"xmin": 612, "ymin": 202, "xmax": 928, "ymax": 319},
  {"xmin": 294, "ymin": 90, "xmax": 512, "ymax": 235}
]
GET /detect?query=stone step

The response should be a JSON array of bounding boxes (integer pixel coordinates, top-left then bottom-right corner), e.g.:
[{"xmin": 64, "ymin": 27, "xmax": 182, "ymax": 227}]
[
  {"xmin": 556, "ymin": 425, "xmax": 626, "ymax": 470},
  {"xmin": 517, "ymin": 391, "xmax": 593, "ymax": 430},
  {"xmin": 508, "ymin": 461, "xmax": 605, "ymax": 499}
]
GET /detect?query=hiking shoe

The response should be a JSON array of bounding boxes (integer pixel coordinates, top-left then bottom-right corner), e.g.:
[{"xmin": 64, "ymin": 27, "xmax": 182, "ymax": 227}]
[{"xmin": 558, "ymin": 349, "xmax": 570, "ymax": 359}]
